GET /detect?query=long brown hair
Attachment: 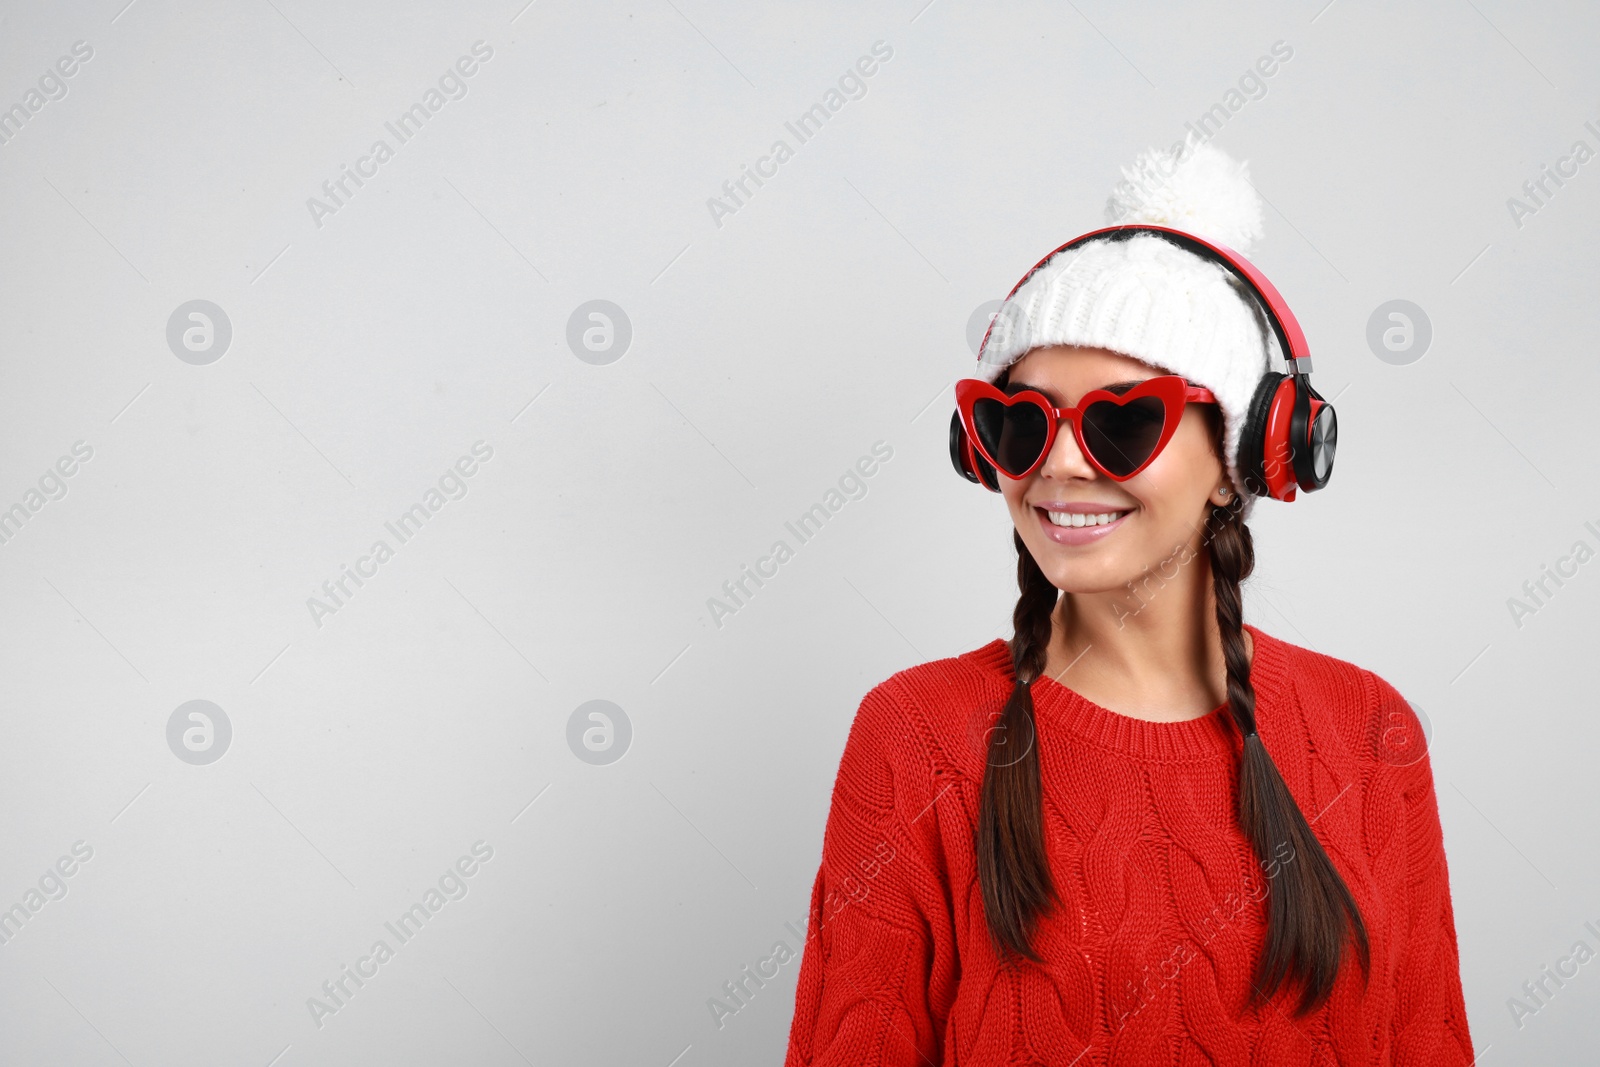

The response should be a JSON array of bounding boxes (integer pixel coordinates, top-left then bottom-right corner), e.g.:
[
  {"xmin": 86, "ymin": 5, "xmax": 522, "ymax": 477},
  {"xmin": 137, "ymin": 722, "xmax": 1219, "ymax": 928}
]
[{"xmin": 974, "ymin": 398, "xmax": 1369, "ymax": 1015}]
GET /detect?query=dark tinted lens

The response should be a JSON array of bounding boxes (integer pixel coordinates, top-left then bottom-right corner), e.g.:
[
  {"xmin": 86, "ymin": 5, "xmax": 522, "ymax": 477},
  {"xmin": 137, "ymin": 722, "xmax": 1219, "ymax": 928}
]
[
  {"xmin": 1081, "ymin": 395, "xmax": 1167, "ymax": 476},
  {"xmin": 973, "ymin": 396, "xmax": 1050, "ymax": 475}
]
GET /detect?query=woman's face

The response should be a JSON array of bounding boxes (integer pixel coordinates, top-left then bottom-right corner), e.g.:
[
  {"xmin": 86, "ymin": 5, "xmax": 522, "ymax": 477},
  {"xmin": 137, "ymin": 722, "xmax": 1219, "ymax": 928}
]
[{"xmin": 996, "ymin": 344, "xmax": 1231, "ymax": 596}]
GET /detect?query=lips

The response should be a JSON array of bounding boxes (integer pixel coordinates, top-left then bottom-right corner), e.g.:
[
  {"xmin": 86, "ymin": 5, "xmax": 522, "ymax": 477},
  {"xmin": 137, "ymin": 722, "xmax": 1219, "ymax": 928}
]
[{"xmin": 1034, "ymin": 504, "xmax": 1132, "ymax": 545}]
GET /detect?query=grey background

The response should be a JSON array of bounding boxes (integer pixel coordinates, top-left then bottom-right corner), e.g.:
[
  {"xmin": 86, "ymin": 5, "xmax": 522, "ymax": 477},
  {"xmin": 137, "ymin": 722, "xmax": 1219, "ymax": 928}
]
[{"xmin": 0, "ymin": 0, "xmax": 1596, "ymax": 1063}]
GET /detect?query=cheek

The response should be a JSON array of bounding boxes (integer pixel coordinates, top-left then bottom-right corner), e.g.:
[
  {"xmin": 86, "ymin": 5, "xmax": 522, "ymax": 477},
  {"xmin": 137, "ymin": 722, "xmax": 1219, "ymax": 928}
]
[
  {"xmin": 1000, "ymin": 475, "xmax": 1031, "ymax": 513},
  {"xmin": 1134, "ymin": 416, "xmax": 1220, "ymax": 502}
]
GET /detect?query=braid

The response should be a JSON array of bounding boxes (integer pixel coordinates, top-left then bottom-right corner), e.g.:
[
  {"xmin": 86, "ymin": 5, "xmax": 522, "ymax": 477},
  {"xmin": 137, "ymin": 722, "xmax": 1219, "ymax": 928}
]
[
  {"xmin": 974, "ymin": 528, "xmax": 1061, "ymax": 963},
  {"xmin": 1211, "ymin": 507, "xmax": 1260, "ymax": 739},
  {"xmin": 1207, "ymin": 498, "xmax": 1372, "ymax": 1014},
  {"xmin": 1010, "ymin": 527, "xmax": 1057, "ymax": 688}
]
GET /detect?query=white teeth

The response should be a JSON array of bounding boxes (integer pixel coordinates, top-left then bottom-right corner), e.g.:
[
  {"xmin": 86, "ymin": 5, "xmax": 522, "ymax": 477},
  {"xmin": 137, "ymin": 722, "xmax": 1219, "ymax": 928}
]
[{"xmin": 1045, "ymin": 509, "xmax": 1128, "ymax": 528}]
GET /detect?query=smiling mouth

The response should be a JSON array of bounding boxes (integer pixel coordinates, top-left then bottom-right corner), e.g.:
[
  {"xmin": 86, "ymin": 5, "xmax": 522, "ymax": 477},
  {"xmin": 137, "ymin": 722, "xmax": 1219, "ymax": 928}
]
[{"xmin": 1040, "ymin": 508, "xmax": 1131, "ymax": 528}]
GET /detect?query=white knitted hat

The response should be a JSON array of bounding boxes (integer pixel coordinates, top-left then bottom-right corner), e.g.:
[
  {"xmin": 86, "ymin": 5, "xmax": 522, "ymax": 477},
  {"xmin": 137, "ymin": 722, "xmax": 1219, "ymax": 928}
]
[{"xmin": 976, "ymin": 135, "xmax": 1276, "ymax": 519}]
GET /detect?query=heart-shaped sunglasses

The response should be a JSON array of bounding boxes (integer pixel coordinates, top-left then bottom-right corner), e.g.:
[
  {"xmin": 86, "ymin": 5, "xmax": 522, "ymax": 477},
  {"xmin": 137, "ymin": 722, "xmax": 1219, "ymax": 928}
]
[{"xmin": 954, "ymin": 375, "xmax": 1219, "ymax": 482}]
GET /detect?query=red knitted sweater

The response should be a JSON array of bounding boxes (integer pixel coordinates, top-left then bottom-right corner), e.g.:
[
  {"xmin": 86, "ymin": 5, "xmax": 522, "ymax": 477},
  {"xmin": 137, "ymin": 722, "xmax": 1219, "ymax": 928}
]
[{"xmin": 783, "ymin": 623, "xmax": 1474, "ymax": 1066}]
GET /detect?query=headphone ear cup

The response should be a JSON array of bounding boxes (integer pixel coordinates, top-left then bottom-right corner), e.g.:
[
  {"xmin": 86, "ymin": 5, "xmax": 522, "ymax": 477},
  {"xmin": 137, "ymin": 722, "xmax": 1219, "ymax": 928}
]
[
  {"xmin": 948, "ymin": 410, "xmax": 1001, "ymax": 492},
  {"xmin": 975, "ymin": 450, "xmax": 999, "ymax": 492},
  {"xmin": 1294, "ymin": 381, "xmax": 1337, "ymax": 491},
  {"xmin": 1238, "ymin": 371, "xmax": 1285, "ymax": 498},
  {"xmin": 949, "ymin": 410, "xmax": 976, "ymax": 483}
]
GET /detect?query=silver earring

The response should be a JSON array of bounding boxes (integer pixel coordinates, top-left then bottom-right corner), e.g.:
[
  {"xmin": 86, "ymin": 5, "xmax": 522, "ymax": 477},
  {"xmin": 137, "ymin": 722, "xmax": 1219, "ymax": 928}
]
[{"xmin": 1217, "ymin": 485, "xmax": 1229, "ymax": 498}]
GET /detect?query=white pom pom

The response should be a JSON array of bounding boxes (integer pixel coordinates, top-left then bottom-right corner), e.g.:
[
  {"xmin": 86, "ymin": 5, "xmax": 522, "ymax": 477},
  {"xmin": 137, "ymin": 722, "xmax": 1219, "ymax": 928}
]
[{"xmin": 1104, "ymin": 136, "xmax": 1265, "ymax": 255}]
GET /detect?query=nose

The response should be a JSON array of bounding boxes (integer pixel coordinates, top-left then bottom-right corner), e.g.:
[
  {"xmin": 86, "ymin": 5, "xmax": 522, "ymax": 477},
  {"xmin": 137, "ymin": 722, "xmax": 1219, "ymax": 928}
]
[{"xmin": 1039, "ymin": 416, "xmax": 1099, "ymax": 480}]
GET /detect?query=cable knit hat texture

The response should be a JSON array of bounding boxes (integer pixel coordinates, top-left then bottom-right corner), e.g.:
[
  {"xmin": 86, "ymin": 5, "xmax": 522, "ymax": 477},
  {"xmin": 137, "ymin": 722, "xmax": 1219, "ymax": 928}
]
[{"xmin": 976, "ymin": 136, "xmax": 1277, "ymax": 519}]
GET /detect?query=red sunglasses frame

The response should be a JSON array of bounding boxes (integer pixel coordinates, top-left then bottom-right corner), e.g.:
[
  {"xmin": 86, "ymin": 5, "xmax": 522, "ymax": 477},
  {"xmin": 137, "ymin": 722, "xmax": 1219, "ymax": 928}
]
[{"xmin": 954, "ymin": 375, "xmax": 1219, "ymax": 482}]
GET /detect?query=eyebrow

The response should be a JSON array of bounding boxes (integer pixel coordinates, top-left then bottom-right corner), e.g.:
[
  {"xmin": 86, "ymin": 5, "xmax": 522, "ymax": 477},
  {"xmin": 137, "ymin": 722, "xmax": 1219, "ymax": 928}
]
[{"xmin": 1003, "ymin": 379, "xmax": 1146, "ymax": 403}]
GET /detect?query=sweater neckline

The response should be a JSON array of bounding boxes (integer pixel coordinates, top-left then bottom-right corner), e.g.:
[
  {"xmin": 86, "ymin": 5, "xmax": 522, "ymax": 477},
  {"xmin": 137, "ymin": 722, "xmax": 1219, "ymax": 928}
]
[{"xmin": 960, "ymin": 622, "xmax": 1283, "ymax": 761}]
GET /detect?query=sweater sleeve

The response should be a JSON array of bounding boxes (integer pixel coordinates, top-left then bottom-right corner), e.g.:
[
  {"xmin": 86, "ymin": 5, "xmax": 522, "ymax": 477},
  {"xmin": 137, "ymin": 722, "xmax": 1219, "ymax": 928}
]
[
  {"xmin": 783, "ymin": 680, "xmax": 958, "ymax": 1067},
  {"xmin": 1366, "ymin": 670, "xmax": 1476, "ymax": 1065}
]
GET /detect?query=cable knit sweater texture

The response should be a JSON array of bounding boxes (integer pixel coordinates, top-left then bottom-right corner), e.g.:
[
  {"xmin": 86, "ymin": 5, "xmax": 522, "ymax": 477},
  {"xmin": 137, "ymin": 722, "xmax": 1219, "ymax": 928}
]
[{"xmin": 783, "ymin": 623, "xmax": 1474, "ymax": 1066}]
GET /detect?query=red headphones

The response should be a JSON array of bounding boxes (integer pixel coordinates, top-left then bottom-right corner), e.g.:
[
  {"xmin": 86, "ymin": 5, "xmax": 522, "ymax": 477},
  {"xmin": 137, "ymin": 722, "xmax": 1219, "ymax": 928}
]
[{"xmin": 951, "ymin": 224, "xmax": 1336, "ymax": 503}]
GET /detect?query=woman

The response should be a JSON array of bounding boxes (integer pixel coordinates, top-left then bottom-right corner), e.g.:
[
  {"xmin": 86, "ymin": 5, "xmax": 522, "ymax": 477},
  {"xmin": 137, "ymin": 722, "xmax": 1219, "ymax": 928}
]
[{"xmin": 783, "ymin": 140, "xmax": 1473, "ymax": 1064}]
